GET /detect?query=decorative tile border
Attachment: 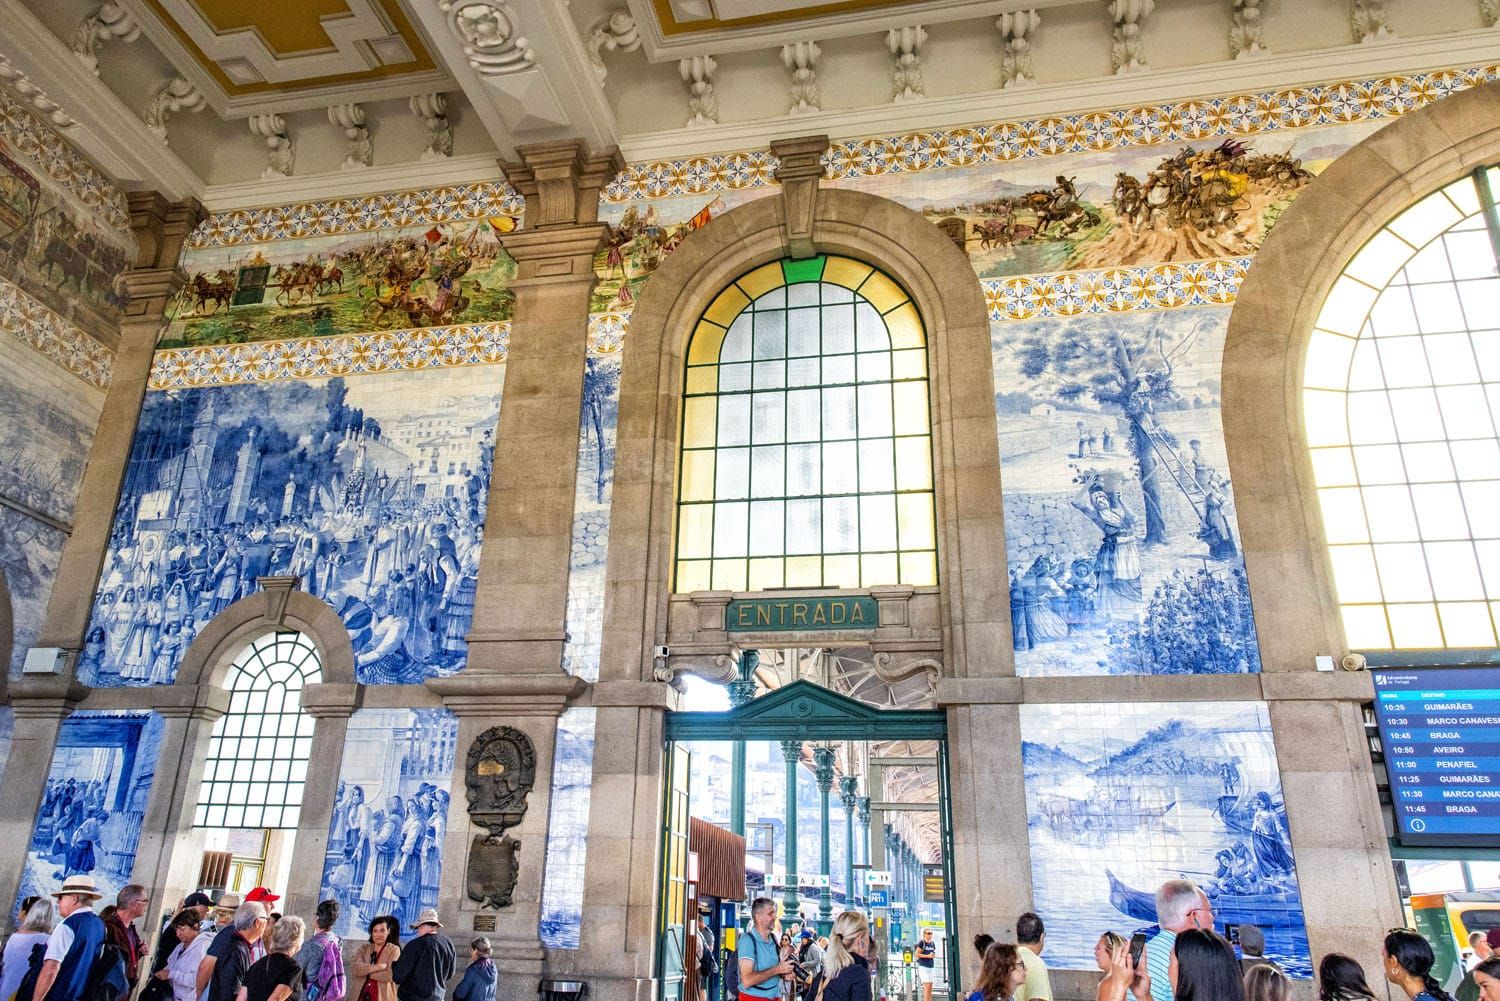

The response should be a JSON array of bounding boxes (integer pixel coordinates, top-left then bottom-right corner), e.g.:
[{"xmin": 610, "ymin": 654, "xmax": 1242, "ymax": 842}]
[
  {"xmin": 148, "ymin": 322, "xmax": 511, "ymax": 389},
  {"xmin": 146, "ymin": 311, "xmax": 634, "ymax": 388},
  {"xmin": 0, "ymin": 92, "xmax": 130, "ymax": 231},
  {"xmin": 0, "ymin": 276, "xmax": 112, "ymax": 388},
  {"xmin": 981, "ymin": 258, "xmax": 1248, "ymax": 321},
  {"xmin": 602, "ymin": 64, "xmax": 1498, "ymax": 203},
  {"xmin": 185, "ymin": 181, "xmax": 526, "ymax": 250}
]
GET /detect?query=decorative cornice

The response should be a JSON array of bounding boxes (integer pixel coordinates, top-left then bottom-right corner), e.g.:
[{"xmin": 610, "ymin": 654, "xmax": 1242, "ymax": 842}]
[
  {"xmin": 0, "ymin": 89, "xmax": 129, "ymax": 229},
  {"xmin": 0, "ymin": 276, "xmax": 112, "ymax": 389},
  {"xmin": 604, "ymin": 58, "xmax": 1500, "ymax": 202}
]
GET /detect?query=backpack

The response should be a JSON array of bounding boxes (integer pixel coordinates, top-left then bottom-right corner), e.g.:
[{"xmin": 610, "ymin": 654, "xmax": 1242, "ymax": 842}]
[
  {"xmin": 310, "ymin": 934, "xmax": 346, "ymax": 1001},
  {"xmin": 82, "ymin": 941, "xmax": 127, "ymax": 1001},
  {"xmin": 14, "ymin": 941, "xmax": 48, "ymax": 1001}
]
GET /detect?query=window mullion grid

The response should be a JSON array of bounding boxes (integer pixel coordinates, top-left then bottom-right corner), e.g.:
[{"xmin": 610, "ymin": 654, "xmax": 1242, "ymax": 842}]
[{"xmin": 849, "ymin": 281, "xmax": 864, "ymax": 588}]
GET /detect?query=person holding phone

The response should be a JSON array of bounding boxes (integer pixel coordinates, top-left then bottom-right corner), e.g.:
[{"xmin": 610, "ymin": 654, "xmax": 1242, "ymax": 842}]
[
  {"xmin": 738, "ymin": 899, "xmax": 794, "ymax": 1001},
  {"xmin": 1094, "ymin": 933, "xmax": 1150, "ymax": 1001}
]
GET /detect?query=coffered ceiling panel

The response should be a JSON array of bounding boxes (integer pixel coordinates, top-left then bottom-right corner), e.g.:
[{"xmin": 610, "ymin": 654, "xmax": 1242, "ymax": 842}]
[{"xmin": 131, "ymin": 0, "xmax": 445, "ymax": 105}]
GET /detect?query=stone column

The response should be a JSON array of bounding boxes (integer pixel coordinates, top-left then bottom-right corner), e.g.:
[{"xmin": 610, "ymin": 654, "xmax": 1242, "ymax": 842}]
[
  {"xmin": 728, "ymin": 652, "xmax": 757, "ymax": 837},
  {"xmin": 0, "ymin": 684, "xmax": 83, "ymax": 908},
  {"xmin": 885, "ymin": 827, "xmax": 899, "ymax": 906},
  {"xmin": 429, "ymin": 140, "xmax": 616, "ymax": 1001},
  {"xmin": 132, "ymin": 683, "xmax": 228, "ymax": 941},
  {"xmin": 282, "ymin": 684, "xmax": 358, "ymax": 920},
  {"xmin": 34, "ymin": 193, "xmax": 205, "ymax": 661},
  {"xmin": 813, "ymin": 747, "xmax": 835, "ymax": 931},
  {"xmin": 839, "ymin": 778, "xmax": 857, "ymax": 910},
  {"xmin": 780, "ymin": 739, "xmax": 802, "ymax": 915},
  {"xmin": 856, "ymin": 796, "xmax": 870, "ymax": 875},
  {"xmin": 1263, "ymin": 674, "xmax": 1403, "ymax": 987}
]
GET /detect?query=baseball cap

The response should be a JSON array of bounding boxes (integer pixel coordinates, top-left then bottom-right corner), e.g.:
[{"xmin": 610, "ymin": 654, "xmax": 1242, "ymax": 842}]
[
  {"xmin": 800, "ymin": 930, "xmax": 814, "ymax": 940},
  {"xmin": 244, "ymin": 887, "xmax": 280, "ymax": 903},
  {"xmin": 184, "ymin": 892, "xmax": 214, "ymax": 908}
]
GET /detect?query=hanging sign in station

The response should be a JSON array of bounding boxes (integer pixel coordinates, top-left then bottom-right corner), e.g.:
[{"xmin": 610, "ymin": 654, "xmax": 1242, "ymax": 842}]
[
  {"xmin": 864, "ymin": 870, "xmax": 892, "ymax": 885},
  {"xmin": 725, "ymin": 596, "xmax": 879, "ymax": 632},
  {"xmin": 868, "ymin": 888, "xmax": 890, "ymax": 907}
]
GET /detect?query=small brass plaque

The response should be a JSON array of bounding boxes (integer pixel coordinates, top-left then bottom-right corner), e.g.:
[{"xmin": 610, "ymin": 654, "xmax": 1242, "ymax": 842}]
[{"xmin": 473, "ymin": 915, "xmax": 496, "ymax": 932}]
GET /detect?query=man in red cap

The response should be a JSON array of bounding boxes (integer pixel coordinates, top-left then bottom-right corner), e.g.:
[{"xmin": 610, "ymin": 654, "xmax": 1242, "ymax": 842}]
[{"xmin": 242, "ymin": 889, "xmax": 279, "ymax": 961}]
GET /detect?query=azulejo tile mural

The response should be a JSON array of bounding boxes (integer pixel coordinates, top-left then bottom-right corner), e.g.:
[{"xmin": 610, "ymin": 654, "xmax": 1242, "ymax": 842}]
[
  {"xmin": 319, "ymin": 708, "xmax": 458, "ymax": 936},
  {"xmin": 994, "ymin": 307, "xmax": 1259, "ymax": 676},
  {"xmin": 79, "ymin": 364, "xmax": 502, "ymax": 687},
  {"xmin": 0, "ymin": 92, "xmax": 130, "ymax": 230},
  {"xmin": 1021, "ymin": 701, "xmax": 1308, "ymax": 976},
  {"xmin": 0, "ymin": 332, "xmax": 103, "ymax": 676},
  {"xmin": 0, "ymin": 275, "xmax": 113, "ymax": 388},
  {"xmin": 17, "ymin": 711, "xmax": 165, "ymax": 910},
  {"xmin": 540, "ymin": 339, "xmax": 625, "ymax": 949}
]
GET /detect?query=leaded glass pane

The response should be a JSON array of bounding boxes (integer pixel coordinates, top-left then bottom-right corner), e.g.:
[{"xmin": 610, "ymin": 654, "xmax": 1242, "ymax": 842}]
[
  {"xmin": 1304, "ymin": 169, "xmax": 1500, "ymax": 649},
  {"xmin": 194, "ymin": 631, "xmax": 321, "ymax": 830},
  {"xmin": 676, "ymin": 256, "xmax": 938, "ymax": 590}
]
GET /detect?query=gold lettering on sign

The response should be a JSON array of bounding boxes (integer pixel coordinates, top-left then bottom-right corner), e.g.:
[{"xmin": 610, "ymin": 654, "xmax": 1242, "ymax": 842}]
[
  {"xmin": 792, "ymin": 603, "xmax": 808, "ymax": 625},
  {"xmin": 757, "ymin": 604, "xmax": 772, "ymax": 626},
  {"xmin": 812, "ymin": 603, "xmax": 827, "ymax": 625},
  {"xmin": 737, "ymin": 605, "xmax": 753, "ymax": 627},
  {"xmin": 850, "ymin": 603, "xmax": 867, "ymax": 624},
  {"xmin": 830, "ymin": 602, "xmax": 846, "ymax": 625}
]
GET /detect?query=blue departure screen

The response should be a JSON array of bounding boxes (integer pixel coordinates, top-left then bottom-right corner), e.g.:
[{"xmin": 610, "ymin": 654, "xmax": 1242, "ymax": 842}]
[{"xmin": 1372, "ymin": 666, "xmax": 1500, "ymax": 847}]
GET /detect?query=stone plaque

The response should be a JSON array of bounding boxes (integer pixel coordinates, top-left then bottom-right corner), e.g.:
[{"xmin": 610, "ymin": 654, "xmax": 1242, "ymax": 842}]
[{"xmin": 473, "ymin": 914, "xmax": 496, "ymax": 933}]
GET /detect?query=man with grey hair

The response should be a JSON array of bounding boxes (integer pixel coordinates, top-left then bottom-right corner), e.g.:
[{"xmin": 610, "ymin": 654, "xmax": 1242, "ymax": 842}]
[
  {"xmin": 1145, "ymin": 880, "xmax": 1213, "ymax": 1001},
  {"xmin": 198, "ymin": 902, "xmax": 268, "ymax": 1001},
  {"xmin": 737, "ymin": 898, "xmax": 792, "ymax": 1001},
  {"xmin": 105, "ymin": 884, "xmax": 150, "ymax": 997}
]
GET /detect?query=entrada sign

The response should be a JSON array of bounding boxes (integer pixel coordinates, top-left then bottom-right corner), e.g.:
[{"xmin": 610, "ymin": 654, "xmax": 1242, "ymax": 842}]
[{"xmin": 725, "ymin": 596, "xmax": 879, "ymax": 631}]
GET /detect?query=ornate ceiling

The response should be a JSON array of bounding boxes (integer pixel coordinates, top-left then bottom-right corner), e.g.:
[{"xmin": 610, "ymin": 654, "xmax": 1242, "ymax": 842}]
[{"xmin": 0, "ymin": 0, "xmax": 1494, "ymax": 204}]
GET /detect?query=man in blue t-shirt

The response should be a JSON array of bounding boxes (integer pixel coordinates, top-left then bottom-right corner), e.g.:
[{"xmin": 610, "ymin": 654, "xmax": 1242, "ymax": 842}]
[
  {"xmin": 736, "ymin": 898, "xmax": 792, "ymax": 1001},
  {"xmin": 1145, "ymin": 880, "xmax": 1214, "ymax": 1001},
  {"xmin": 33, "ymin": 875, "xmax": 107, "ymax": 1001}
]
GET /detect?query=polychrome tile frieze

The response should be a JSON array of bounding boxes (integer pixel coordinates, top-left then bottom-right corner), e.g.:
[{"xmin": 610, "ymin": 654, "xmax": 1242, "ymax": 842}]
[
  {"xmin": 982, "ymin": 259, "xmax": 1247, "ymax": 321},
  {"xmin": 602, "ymin": 64, "xmax": 1496, "ymax": 203},
  {"xmin": 0, "ymin": 92, "xmax": 130, "ymax": 230},
  {"xmin": 0, "ymin": 275, "xmax": 112, "ymax": 388},
  {"xmin": 185, "ymin": 181, "xmax": 524, "ymax": 250}
]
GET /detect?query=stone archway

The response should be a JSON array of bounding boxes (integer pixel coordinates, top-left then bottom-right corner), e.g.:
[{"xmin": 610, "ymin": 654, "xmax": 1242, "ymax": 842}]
[
  {"xmin": 173, "ymin": 578, "xmax": 355, "ymax": 688},
  {"xmin": 1223, "ymin": 80, "xmax": 1500, "ymax": 670}
]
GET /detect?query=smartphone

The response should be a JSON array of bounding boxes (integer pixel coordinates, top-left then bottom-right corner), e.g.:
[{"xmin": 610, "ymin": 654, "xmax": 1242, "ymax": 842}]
[
  {"xmin": 1224, "ymin": 924, "xmax": 1241, "ymax": 947},
  {"xmin": 1128, "ymin": 933, "xmax": 1147, "ymax": 968}
]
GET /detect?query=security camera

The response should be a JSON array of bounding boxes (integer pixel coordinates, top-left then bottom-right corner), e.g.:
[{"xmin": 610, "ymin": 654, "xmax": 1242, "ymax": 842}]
[
  {"xmin": 653, "ymin": 645, "xmax": 670, "ymax": 659},
  {"xmin": 1339, "ymin": 653, "xmax": 1368, "ymax": 672}
]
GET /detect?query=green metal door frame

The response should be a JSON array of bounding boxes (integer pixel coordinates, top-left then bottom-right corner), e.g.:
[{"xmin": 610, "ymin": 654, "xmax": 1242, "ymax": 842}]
[{"xmin": 662, "ymin": 680, "xmax": 961, "ymax": 997}]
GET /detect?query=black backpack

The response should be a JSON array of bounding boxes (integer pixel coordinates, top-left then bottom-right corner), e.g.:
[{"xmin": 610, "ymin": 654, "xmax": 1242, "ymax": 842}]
[
  {"xmin": 81, "ymin": 941, "xmax": 127, "ymax": 1001},
  {"xmin": 14, "ymin": 942, "xmax": 47, "ymax": 1001}
]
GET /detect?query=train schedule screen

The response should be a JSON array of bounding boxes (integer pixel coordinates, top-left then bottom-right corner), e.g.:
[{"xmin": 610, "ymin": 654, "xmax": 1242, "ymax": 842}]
[{"xmin": 1373, "ymin": 666, "xmax": 1500, "ymax": 848}]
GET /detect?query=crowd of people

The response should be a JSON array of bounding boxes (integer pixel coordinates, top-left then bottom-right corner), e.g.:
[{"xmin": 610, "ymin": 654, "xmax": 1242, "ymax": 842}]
[{"xmin": 0, "ymin": 876, "xmax": 493, "ymax": 1001}]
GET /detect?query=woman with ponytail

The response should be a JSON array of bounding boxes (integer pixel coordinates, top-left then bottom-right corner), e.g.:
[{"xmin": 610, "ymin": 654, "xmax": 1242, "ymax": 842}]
[
  {"xmin": 804, "ymin": 912, "xmax": 872, "ymax": 1001},
  {"xmin": 1384, "ymin": 929, "xmax": 1456, "ymax": 1001}
]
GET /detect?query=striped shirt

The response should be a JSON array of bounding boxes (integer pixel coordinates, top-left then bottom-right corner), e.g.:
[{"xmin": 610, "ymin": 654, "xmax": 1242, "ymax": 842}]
[{"xmin": 1146, "ymin": 930, "xmax": 1176, "ymax": 1001}]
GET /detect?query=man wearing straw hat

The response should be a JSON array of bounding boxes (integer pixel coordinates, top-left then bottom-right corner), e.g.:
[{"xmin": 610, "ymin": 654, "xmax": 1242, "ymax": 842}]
[
  {"xmin": 390, "ymin": 909, "xmax": 455, "ymax": 1001},
  {"xmin": 32, "ymin": 875, "xmax": 107, "ymax": 1001}
]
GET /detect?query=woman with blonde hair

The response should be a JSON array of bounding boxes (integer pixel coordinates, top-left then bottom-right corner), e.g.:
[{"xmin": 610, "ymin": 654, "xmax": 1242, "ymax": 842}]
[
  {"xmin": 1244, "ymin": 964, "xmax": 1292, "ymax": 1001},
  {"xmin": 805, "ymin": 911, "xmax": 872, "ymax": 1001}
]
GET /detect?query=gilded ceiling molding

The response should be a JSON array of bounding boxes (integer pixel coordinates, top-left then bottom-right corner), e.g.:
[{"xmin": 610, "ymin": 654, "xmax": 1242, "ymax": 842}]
[
  {"xmin": 0, "ymin": 91, "xmax": 129, "ymax": 229},
  {"xmin": 996, "ymin": 10, "xmax": 1041, "ymax": 88},
  {"xmin": 0, "ymin": 277, "xmax": 113, "ymax": 389},
  {"xmin": 602, "ymin": 61, "xmax": 1500, "ymax": 202},
  {"xmin": 70, "ymin": 2, "xmax": 140, "ymax": 77}
]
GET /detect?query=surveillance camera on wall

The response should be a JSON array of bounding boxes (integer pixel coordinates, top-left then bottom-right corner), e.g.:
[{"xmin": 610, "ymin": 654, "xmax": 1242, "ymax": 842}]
[
  {"xmin": 653, "ymin": 645, "xmax": 670, "ymax": 659},
  {"xmin": 1340, "ymin": 653, "xmax": 1368, "ymax": 672}
]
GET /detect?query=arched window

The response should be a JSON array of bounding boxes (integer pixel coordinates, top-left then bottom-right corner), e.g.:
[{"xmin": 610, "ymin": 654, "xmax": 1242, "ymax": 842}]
[
  {"xmin": 1304, "ymin": 168, "xmax": 1500, "ymax": 651},
  {"xmin": 194, "ymin": 631, "xmax": 321, "ymax": 828},
  {"xmin": 675, "ymin": 255, "xmax": 937, "ymax": 592}
]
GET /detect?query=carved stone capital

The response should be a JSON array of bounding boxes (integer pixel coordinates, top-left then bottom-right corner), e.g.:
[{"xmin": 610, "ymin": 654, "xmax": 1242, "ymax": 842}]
[
  {"xmin": 424, "ymin": 672, "xmax": 586, "ymax": 716},
  {"xmin": 500, "ymin": 140, "xmax": 624, "ymax": 228},
  {"xmin": 128, "ymin": 191, "xmax": 206, "ymax": 270},
  {"xmin": 299, "ymin": 682, "xmax": 362, "ymax": 718},
  {"xmin": 143, "ymin": 683, "xmax": 230, "ymax": 721},
  {"xmin": 771, "ymin": 134, "xmax": 829, "ymax": 260},
  {"xmin": 7, "ymin": 675, "xmax": 90, "ymax": 716},
  {"xmin": 497, "ymin": 225, "xmax": 610, "ymax": 286}
]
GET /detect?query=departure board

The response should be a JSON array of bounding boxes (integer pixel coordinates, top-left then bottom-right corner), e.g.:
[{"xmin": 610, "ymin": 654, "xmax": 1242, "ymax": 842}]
[{"xmin": 1373, "ymin": 666, "xmax": 1500, "ymax": 847}]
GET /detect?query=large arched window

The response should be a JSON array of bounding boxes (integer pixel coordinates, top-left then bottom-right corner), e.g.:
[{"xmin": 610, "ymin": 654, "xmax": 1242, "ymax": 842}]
[
  {"xmin": 1304, "ymin": 168, "xmax": 1500, "ymax": 651},
  {"xmin": 194, "ymin": 631, "xmax": 321, "ymax": 828},
  {"xmin": 675, "ymin": 255, "xmax": 937, "ymax": 592}
]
